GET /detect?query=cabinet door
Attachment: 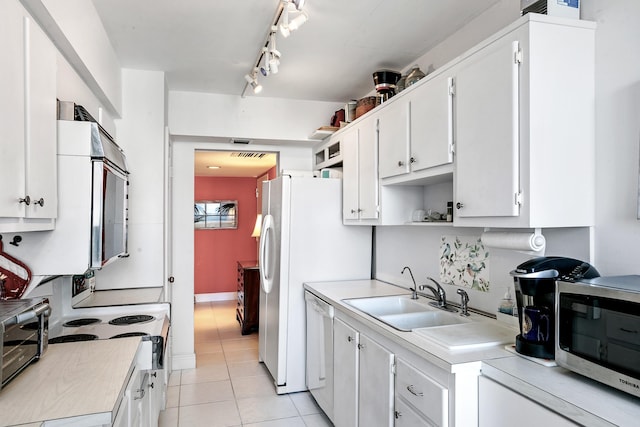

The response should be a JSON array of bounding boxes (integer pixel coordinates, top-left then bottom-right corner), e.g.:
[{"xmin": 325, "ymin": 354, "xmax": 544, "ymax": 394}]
[
  {"xmin": 478, "ymin": 376, "xmax": 578, "ymax": 427},
  {"xmin": 358, "ymin": 117, "xmax": 379, "ymax": 220},
  {"xmin": 455, "ymin": 38, "xmax": 521, "ymax": 218},
  {"xmin": 334, "ymin": 318, "xmax": 359, "ymax": 427},
  {"xmin": 358, "ymin": 333, "xmax": 394, "ymax": 427},
  {"xmin": 342, "ymin": 128, "xmax": 360, "ymax": 221},
  {"xmin": 0, "ymin": 0, "xmax": 26, "ymax": 218},
  {"xmin": 378, "ymin": 101, "xmax": 410, "ymax": 179},
  {"xmin": 24, "ymin": 15, "xmax": 57, "ymax": 219},
  {"xmin": 395, "ymin": 397, "xmax": 435, "ymax": 427},
  {"xmin": 410, "ymin": 74, "xmax": 454, "ymax": 172}
]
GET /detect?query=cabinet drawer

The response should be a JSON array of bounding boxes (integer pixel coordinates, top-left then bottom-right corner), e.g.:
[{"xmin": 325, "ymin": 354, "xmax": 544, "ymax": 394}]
[
  {"xmin": 396, "ymin": 359, "xmax": 448, "ymax": 426},
  {"xmin": 395, "ymin": 396, "xmax": 436, "ymax": 427}
]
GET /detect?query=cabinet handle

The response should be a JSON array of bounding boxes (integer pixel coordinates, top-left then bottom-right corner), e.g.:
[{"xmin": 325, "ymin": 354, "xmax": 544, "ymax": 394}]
[
  {"xmin": 410, "ymin": 157, "xmax": 416, "ymax": 164},
  {"xmin": 347, "ymin": 336, "xmax": 353, "ymax": 342},
  {"xmin": 398, "ymin": 160, "xmax": 404, "ymax": 167},
  {"xmin": 357, "ymin": 343, "xmax": 365, "ymax": 350},
  {"xmin": 19, "ymin": 196, "xmax": 31, "ymax": 206},
  {"xmin": 395, "ymin": 410, "xmax": 402, "ymax": 419},
  {"xmin": 134, "ymin": 388, "xmax": 146, "ymax": 400},
  {"xmin": 34, "ymin": 198, "xmax": 44, "ymax": 207},
  {"xmin": 407, "ymin": 384, "xmax": 423, "ymax": 397},
  {"xmin": 456, "ymin": 202, "xmax": 464, "ymax": 209},
  {"xmin": 351, "ymin": 209, "xmax": 357, "ymax": 214}
]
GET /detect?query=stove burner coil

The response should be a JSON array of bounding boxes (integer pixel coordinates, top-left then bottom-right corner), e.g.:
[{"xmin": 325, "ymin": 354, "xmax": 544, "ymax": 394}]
[
  {"xmin": 63, "ymin": 318, "xmax": 101, "ymax": 327},
  {"xmin": 109, "ymin": 314, "xmax": 155, "ymax": 326},
  {"xmin": 110, "ymin": 332, "xmax": 150, "ymax": 339},
  {"xmin": 49, "ymin": 334, "xmax": 99, "ymax": 344}
]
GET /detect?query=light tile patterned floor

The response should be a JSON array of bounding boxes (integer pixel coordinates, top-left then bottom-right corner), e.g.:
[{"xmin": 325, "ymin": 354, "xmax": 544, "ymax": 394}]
[{"xmin": 159, "ymin": 301, "xmax": 332, "ymax": 427}]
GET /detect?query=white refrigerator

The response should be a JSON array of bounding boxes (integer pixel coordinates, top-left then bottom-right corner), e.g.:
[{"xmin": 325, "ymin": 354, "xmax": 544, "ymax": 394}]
[{"xmin": 258, "ymin": 175, "xmax": 372, "ymax": 394}]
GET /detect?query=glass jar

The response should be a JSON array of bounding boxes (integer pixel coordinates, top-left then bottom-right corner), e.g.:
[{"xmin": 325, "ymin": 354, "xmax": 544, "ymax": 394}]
[
  {"xmin": 396, "ymin": 75, "xmax": 407, "ymax": 93},
  {"xmin": 405, "ymin": 65, "xmax": 426, "ymax": 87}
]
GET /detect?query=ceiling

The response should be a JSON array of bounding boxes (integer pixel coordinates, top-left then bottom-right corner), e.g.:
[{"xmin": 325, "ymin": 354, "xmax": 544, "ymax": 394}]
[
  {"xmin": 91, "ymin": 0, "xmax": 501, "ymax": 102},
  {"xmin": 91, "ymin": 0, "xmax": 501, "ymax": 176},
  {"xmin": 194, "ymin": 150, "xmax": 277, "ymax": 178}
]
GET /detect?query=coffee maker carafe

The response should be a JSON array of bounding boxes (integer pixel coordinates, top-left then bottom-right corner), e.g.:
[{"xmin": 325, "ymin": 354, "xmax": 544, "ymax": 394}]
[{"xmin": 510, "ymin": 257, "xmax": 599, "ymax": 359}]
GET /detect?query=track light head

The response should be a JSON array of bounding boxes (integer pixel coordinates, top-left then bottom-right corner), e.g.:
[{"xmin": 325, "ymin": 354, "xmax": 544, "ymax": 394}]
[
  {"xmin": 244, "ymin": 72, "xmax": 262, "ymax": 94},
  {"xmin": 280, "ymin": 10, "xmax": 308, "ymax": 37}
]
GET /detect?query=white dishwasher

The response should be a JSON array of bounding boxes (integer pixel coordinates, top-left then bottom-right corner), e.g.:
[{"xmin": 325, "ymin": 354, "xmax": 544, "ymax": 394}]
[{"xmin": 305, "ymin": 291, "xmax": 334, "ymax": 421}]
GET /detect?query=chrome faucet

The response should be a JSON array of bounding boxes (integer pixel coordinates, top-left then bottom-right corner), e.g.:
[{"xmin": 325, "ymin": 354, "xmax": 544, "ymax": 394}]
[
  {"xmin": 401, "ymin": 266, "xmax": 418, "ymax": 299},
  {"xmin": 457, "ymin": 288, "xmax": 470, "ymax": 316},
  {"xmin": 419, "ymin": 277, "xmax": 447, "ymax": 307}
]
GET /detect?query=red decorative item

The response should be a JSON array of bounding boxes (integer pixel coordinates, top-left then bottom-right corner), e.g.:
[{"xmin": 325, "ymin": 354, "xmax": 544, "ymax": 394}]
[{"xmin": 0, "ymin": 237, "xmax": 31, "ymax": 300}]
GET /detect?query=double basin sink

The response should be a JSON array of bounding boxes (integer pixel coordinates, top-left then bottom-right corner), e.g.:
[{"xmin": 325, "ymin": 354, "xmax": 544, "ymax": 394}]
[{"xmin": 342, "ymin": 294, "xmax": 515, "ymax": 351}]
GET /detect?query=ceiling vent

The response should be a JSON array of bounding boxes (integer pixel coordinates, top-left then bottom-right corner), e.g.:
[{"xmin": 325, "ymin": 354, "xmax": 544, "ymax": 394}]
[
  {"xmin": 231, "ymin": 138, "xmax": 251, "ymax": 144},
  {"xmin": 230, "ymin": 152, "xmax": 268, "ymax": 159}
]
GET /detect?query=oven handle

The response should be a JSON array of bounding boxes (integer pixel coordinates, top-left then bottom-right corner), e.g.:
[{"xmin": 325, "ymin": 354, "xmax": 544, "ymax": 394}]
[{"xmin": 6, "ymin": 303, "xmax": 51, "ymax": 326}]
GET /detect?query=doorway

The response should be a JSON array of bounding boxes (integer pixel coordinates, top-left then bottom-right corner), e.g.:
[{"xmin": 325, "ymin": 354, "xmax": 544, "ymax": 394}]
[{"xmin": 193, "ymin": 150, "xmax": 277, "ymax": 302}]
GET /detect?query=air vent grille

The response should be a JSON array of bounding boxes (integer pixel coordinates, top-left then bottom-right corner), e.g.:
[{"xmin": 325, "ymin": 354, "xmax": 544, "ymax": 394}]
[
  {"xmin": 230, "ymin": 152, "xmax": 268, "ymax": 159},
  {"xmin": 522, "ymin": 0, "xmax": 547, "ymax": 15}
]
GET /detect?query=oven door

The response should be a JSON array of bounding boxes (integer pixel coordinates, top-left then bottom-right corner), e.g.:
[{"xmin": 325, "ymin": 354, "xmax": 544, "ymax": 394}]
[{"xmin": 91, "ymin": 160, "xmax": 128, "ymax": 269}]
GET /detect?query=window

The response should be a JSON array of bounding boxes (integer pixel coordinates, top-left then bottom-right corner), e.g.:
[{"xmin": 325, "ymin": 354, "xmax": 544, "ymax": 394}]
[{"xmin": 194, "ymin": 200, "xmax": 238, "ymax": 229}]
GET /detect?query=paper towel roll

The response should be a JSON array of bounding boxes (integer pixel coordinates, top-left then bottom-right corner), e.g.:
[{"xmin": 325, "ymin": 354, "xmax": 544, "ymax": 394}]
[{"xmin": 480, "ymin": 231, "xmax": 546, "ymax": 252}]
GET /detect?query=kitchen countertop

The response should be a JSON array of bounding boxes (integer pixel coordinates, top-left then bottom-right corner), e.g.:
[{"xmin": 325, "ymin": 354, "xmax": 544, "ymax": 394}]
[
  {"xmin": 0, "ymin": 337, "xmax": 140, "ymax": 426},
  {"xmin": 482, "ymin": 356, "xmax": 640, "ymax": 427},
  {"xmin": 74, "ymin": 287, "xmax": 165, "ymax": 308},
  {"xmin": 305, "ymin": 279, "xmax": 640, "ymax": 427},
  {"xmin": 304, "ymin": 280, "xmax": 516, "ymax": 371}
]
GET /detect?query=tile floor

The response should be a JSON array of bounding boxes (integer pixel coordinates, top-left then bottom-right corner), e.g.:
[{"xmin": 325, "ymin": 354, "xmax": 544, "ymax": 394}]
[{"xmin": 158, "ymin": 300, "xmax": 332, "ymax": 427}]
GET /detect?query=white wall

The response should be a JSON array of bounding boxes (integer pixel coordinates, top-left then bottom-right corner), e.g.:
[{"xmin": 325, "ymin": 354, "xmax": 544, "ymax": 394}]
[
  {"xmin": 581, "ymin": 0, "xmax": 640, "ymax": 275},
  {"xmin": 169, "ymin": 91, "xmax": 341, "ymax": 142},
  {"xmin": 375, "ymin": 226, "xmax": 591, "ymax": 314},
  {"xmin": 93, "ymin": 69, "xmax": 167, "ymax": 289}
]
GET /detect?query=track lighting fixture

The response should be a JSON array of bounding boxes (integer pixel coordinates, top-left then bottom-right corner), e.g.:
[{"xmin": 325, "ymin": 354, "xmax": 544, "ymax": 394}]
[
  {"xmin": 281, "ymin": 10, "xmax": 308, "ymax": 38},
  {"xmin": 244, "ymin": 71, "xmax": 262, "ymax": 94},
  {"xmin": 241, "ymin": 0, "xmax": 308, "ymax": 96}
]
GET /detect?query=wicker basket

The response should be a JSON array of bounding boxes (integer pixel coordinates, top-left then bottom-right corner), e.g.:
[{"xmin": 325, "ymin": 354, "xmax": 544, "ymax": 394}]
[{"xmin": 355, "ymin": 96, "xmax": 377, "ymax": 119}]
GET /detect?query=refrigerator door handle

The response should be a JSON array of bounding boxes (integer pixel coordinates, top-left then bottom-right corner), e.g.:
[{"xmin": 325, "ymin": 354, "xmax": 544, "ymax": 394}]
[{"xmin": 259, "ymin": 214, "xmax": 275, "ymax": 293}]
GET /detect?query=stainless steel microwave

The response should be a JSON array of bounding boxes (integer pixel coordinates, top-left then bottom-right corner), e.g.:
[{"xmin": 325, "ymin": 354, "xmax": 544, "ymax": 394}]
[{"xmin": 556, "ymin": 276, "xmax": 640, "ymax": 398}]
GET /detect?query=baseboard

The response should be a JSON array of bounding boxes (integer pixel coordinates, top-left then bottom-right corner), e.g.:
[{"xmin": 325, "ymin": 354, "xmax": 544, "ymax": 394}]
[
  {"xmin": 171, "ymin": 352, "xmax": 196, "ymax": 370},
  {"xmin": 194, "ymin": 292, "xmax": 237, "ymax": 302}
]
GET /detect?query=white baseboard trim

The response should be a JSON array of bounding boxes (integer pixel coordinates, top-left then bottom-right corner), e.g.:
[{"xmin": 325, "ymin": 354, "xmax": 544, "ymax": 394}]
[
  {"xmin": 195, "ymin": 292, "xmax": 236, "ymax": 302},
  {"xmin": 172, "ymin": 353, "xmax": 196, "ymax": 370}
]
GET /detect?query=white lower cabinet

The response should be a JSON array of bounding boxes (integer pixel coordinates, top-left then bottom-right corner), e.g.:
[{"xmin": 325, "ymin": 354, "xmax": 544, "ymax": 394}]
[
  {"xmin": 113, "ymin": 366, "xmax": 165, "ymax": 427},
  {"xmin": 333, "ymin": 317, "xmax": 395, "ymax": 427},
  {"xmin": 395, "ymin": 358, "xmax": 448, "ymax": 426},
  {"xmin": 147, "ymin": 369, "xmax": 166, "ymax": 426},
  {"xmin": 478, "ymin": 376, "xmax": 578, "ymax": 427}
]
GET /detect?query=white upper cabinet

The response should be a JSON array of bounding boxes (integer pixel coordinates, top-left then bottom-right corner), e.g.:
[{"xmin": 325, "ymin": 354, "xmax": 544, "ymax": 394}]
[
  {"xmin": 408, "ymin": 73, "xmax": 454, "ymax": 174},
  {"xmin": 341, "ymin": 117, "xmax": 380, "ymax": 223},
  {"xmin": 378, "ymin": 100, "xmax": 410, "ymax": 179},
  {"xmin": 454, "ymin": 39, "xmax": 520, "ymax": 219},
  {"xmin": 453, "ymin": 15, "xmax": 595, "ymax": 228},
  {"xmin": 0, "ymin": 0, "xmax": 57, "ymax": 232},
  {"xmin": 378, "ymin": 73, "xmax": 454, "ymax": 182}
]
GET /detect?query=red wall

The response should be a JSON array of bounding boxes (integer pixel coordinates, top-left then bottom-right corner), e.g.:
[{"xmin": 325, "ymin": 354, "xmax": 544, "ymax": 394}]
[{"xmin": 194, "ymin": 177, "xmax": 259, "ymax": 294}]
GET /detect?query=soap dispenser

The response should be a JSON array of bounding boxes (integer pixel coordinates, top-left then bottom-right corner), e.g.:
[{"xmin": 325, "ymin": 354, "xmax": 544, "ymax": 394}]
[{"xmin": 498, "ymin": 288, "xmax": 516, "ymax": 316}]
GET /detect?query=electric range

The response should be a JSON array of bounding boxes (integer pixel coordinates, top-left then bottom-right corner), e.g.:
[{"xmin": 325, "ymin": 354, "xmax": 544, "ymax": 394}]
[{"xmin": 47, "ymin": 278, "xmax": 170, "ymax": 370}]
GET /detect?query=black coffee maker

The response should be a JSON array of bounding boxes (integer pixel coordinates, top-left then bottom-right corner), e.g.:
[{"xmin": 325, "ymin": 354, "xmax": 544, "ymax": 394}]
[{"xmin": 509, "ymin": 256, "xmax": 599, "ymax": 359}]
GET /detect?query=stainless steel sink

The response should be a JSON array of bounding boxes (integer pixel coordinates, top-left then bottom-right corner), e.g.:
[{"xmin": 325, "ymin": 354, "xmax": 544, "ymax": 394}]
[{"xmin": 342, "ymin": 295, "xmax": 470, "ymax": 331}]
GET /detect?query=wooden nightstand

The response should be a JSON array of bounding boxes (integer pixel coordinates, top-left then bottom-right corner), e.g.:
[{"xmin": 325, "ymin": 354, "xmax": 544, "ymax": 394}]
[{"xmin": 236, "ymin": 260, "xmax": 260, "ymax": 335}]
